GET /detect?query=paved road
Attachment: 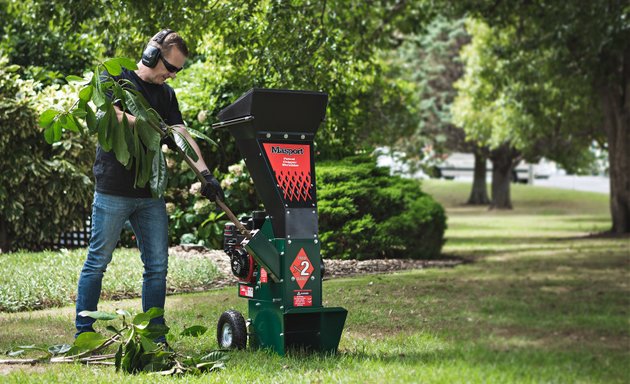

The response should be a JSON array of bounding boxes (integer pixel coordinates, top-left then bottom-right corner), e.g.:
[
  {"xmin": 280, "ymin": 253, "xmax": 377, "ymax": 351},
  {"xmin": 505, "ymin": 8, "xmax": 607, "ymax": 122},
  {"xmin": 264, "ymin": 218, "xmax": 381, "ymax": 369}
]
[
  {"xmin": 532, "ymin": 175, "xmax": 609, "ymax": 194},
  {"xmin": 452, "ymin": 174, "xmax": 610, "ymax": 194}
]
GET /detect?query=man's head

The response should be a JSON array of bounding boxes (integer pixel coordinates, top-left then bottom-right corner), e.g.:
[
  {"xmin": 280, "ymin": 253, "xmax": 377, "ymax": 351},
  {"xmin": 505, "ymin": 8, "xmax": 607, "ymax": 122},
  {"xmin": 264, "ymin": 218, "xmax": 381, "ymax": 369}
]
[{"xmin": 139, "ymin": 30, "xmax": 188, "ymax": 85}]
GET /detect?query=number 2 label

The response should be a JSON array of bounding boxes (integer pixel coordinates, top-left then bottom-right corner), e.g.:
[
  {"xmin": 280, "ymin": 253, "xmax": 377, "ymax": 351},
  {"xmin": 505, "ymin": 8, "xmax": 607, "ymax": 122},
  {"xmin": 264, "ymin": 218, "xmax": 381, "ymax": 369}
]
[{"xmin": 300, "ymin": 261, "xmax": 310, "ymax": 276}]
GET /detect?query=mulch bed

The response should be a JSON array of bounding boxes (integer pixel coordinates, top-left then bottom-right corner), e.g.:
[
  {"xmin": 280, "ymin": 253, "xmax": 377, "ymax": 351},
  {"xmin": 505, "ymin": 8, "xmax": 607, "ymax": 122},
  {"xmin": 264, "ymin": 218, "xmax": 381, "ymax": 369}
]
[{"xmin": 170, "ymin": 245, "xmax": 463, "ymax": 288}]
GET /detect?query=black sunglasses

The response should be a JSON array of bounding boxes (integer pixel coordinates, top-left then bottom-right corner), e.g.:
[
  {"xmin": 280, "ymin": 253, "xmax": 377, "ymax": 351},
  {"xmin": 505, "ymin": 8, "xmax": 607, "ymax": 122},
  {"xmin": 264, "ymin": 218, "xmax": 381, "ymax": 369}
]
[{"xmin": 160, "ymin": 56, "xmax": 183, "ymax": 73}]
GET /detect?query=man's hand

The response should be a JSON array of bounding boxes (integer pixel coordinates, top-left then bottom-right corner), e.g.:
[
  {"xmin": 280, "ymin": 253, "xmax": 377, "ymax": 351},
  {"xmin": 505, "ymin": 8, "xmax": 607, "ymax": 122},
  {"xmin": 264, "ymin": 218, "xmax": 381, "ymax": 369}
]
[
  {"xmin": 200, "ymin": 170, "xmax": 225, "ymax": 201},
  {"xmin": 159, "ymin": 121, "xmax": 178, "ymax": 151}
]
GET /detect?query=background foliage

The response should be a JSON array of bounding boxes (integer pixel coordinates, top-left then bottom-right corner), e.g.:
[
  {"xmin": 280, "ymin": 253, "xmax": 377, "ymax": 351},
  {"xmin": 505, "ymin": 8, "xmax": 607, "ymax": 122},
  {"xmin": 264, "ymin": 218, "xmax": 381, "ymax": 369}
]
[
  {"xmin": 0, "ymin": 0, "xmax": 451, "ymax": 253},
  {"xmin": 0, "ymin": 58, "xmax": 93, "ymax": 252}
]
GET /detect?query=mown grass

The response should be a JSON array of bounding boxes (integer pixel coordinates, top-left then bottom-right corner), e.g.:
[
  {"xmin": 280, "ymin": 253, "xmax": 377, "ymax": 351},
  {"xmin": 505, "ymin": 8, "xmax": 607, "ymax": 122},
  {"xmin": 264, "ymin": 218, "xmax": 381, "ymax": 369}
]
[
  {"xmin": 0, "ymin": 248, "xmax": 220, "ymax": 312},
  {"xmin": 1, "ymin": 180, "xmax": 628, "ymax": 383}
]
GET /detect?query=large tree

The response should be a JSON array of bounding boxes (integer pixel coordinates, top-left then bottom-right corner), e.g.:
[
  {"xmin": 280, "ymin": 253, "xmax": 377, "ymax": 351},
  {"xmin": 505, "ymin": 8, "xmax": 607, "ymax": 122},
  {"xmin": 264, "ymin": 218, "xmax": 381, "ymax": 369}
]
[
  {"xmin": 386, "ymin": 16, "xmax": 491, "ymax": 204},
  {"xmin": 444, "ymin": 1, "xmax": 629, "ymax": 232},
  {"xmin": 453, "ymin": 16, "xmax": 609, "ymax": 210}
]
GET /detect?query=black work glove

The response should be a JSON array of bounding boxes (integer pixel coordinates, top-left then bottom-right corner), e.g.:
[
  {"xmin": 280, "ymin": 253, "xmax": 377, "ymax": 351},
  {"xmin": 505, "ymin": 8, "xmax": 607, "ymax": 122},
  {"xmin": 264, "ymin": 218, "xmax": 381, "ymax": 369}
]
[
  {"xmin": 200, "ymin": 170, "xmax": 225, "ymax": 202},
  {"xmin": 159, "ymin": 121, "xmax": 178, "ymax": 151}
]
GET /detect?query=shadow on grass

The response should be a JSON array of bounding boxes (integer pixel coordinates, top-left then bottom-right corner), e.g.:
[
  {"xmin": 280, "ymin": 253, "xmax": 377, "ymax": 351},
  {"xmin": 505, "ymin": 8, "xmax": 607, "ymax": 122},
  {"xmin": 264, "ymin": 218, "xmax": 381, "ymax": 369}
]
[{"xmin": 335, "ymin": 342, "xmax": 627, "ymax": 383}]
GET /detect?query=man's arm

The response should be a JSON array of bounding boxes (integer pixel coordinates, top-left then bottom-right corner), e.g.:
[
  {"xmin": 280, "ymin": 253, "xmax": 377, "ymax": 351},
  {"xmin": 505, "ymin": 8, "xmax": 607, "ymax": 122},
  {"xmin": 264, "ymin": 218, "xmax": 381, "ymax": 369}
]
[{"xmin": 171, "ymin": 125, "xmax": 224, "ymax": 201}]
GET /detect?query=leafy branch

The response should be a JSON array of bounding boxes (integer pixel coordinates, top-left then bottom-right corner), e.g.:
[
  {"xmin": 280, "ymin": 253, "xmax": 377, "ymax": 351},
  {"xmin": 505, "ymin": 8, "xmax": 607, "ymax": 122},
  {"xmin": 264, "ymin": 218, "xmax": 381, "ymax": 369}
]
[
  {"xmin": 0, "ymin": 307, "xmax": 228, "ymax": 376},
  {"xmin": 38, "ymin": 57, "xmax": 215, "ymax": 198}
]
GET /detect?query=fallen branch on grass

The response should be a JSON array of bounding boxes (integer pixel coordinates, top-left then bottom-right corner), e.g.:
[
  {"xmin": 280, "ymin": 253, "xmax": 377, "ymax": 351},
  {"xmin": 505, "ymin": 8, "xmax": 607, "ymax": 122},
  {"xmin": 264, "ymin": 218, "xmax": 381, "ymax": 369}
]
[{"xmin": 1, "ymin": 308, "xmax": 227, "ymax": 376}]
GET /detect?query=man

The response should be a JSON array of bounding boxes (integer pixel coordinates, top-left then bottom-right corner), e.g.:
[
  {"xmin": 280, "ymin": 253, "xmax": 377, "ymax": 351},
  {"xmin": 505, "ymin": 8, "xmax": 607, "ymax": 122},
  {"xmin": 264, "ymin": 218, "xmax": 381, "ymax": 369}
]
[{"xmin": 75, "ymin": 29, "xmax": 223, "ymax": 342}]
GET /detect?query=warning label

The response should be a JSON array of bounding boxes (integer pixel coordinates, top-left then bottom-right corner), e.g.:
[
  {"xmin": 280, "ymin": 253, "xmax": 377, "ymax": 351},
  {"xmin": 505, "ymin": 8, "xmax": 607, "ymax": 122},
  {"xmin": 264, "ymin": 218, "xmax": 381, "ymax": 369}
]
[
  {"xmin": 239, "ymin": 285, "xmax": 254, "ymax": 298},
  {"xmin": 290, "ymin": 248, "xmax": 314, "ymax": 289},
  {"xmin": 260, "ymin": 268, "xmax": 268, "ymax": 283},
  {"xmin": 293, "ymin": 290, "xmax": 313, "ymax": 307}
]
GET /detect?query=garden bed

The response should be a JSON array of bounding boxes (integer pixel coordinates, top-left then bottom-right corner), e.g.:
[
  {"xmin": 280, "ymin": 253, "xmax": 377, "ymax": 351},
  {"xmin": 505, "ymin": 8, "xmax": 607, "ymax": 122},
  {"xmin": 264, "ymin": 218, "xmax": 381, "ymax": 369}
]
[{"xmin": 171, "ymin": 245, "xmax": 463, "ymax": 287}]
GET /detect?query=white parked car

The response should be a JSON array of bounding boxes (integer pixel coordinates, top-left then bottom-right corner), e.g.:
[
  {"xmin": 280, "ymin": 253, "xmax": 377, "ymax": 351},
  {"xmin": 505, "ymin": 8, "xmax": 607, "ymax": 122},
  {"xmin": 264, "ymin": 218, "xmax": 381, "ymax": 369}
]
[{"xmin": 437, "ymin": 152, "xmax": 556, "ymax": 183}]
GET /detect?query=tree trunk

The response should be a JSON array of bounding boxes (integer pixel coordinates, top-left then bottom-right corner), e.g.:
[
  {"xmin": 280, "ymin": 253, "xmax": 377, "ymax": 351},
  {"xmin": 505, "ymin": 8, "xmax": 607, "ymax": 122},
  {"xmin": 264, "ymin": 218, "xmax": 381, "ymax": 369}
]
[
  {"xmin": 0, "ymin": 217, "xmax": 11, "ymax": 253},
  {"xmin": 599, "ymin": 68, "xmax": 630, "ymax": 234},
  {"xmin": 489, "ymin": 143, "xmax": 520, "ymax": 210},
  {"xmin": 467, "ymin": 149, "xmax": 490, "ymax": 205}
]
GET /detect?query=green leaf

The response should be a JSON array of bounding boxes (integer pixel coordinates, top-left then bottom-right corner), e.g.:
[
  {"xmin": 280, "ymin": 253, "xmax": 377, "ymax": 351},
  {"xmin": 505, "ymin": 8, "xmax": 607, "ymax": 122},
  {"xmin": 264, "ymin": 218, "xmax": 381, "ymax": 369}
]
[
  {"xmin": 44, "ymin": 125, "xmax": 55, "ymax": 144},
  {"xmin": 48, "ymin": 344, "xmax": 71, "ymax": 356},
  {"xmin": 150, "ymin": 149, "xmax": 167, "ymax": 198},
  {"xmin": 7, "ymin": 350, "xmax": 24, "ymax": 357},
  {"xmin": 136, "ymin": 323, "xmax": 170, "ymax": 340},
  {"xmin": 121, "ymin": 338, "xmax": 138, "ymax": 373},
  {"xmin": 139, "ymin": 335, "xmax": 158, "ymax": 353},
  {"xmin": 200, "ymin": 351, "xmax": 229, "ymax": 362},
  {"xmin": 132, "ymin": 311, "xmax": 153, "ymax": 329},
  {"xmin": 72, "ymin": 108, "xmax": 87, "ymax": 118},
  {"xmin": 106, "ymin": 325, "xmax": 120, "ymax": 334},
  {"xmin": 113, "ymin": 57, "xmax": 138, "ymax": 71},
  {"xmin": 186, "ymin": 127, "xmax": 217, "ymax": 146},
  {"xmin": 112, "ymin": 113, "xmax": 131, "ymax": 166},
  {"xmin": 180, "ymin": 325, "xmax": 208, "ymax": 337},
  {"xmin": 173, "ymin": 130, "xmax": 199, "ymax": 162},
  {"xmin": 64, "ymin": 114, "xmax": 80, "ymax": 132},
  {"xmin": 123, "ymin": 115, "xmax": 136, "ymax": 162},
  {"xmin": 197, "ymin": 361, "xmax": 225, "ymax": 372},
  {"xmin": 72, "ymin": 332, "xmax": 107, "ymax": 351},
  {"xmin": 134, "ymin": 127, "xmax": 141, "ymax": 186},
  {"xmin": 97, "ymin": 106, "xmax": 113, "ymax": 151},
  {"xmin": 115, "ymin": 344, "xmax": 123, "ymax": 372},
  {"xmin": 135, "ymin": 115, "xmax": 160, "ymax": 150},
  {"xmin": 66, "ymin": 75, "xmax": 85, "ymax": 83},
  {"xmin": 52, "ymin": 119, "xmax": 63, "ymax": 142},
  {"xmin": 79, "ymin": 85, "xmax": 93, "ymax": 102},
  {"xmin": 78, "ymin": 310, "xmax": 118, "ymax": 321},
  {"xmin": 123, "ymin": 91, "xmax": 151, "ymax": 120},
  {"xmin": 92, "ymin": 71, "xmax": 107, "ymax": 108},
  {"xmin": 85, "ymin": 105, "xmax": 97, "ymax": 133},
  {"xmin": 39, "ymin": 109, "xmax": 58, "ymax": 128},
  {"xmin": 103, "ymin": 58, "xmax": 123, "ymax": 76},
  {"xmin": 137, "ymin": 148, "xmax": 155, "ymax": 188},
  {"xmin": 144, "ymin": 307, "xmax": 165, "ymax": 320}
]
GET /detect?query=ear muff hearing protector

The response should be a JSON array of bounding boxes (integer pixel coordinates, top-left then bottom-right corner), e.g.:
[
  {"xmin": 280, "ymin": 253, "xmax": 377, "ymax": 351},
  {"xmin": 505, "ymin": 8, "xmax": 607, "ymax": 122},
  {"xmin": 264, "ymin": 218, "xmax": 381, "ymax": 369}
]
[{"xmin": 141, "ymin": 29, "xmax": 175, "ymax": 68}]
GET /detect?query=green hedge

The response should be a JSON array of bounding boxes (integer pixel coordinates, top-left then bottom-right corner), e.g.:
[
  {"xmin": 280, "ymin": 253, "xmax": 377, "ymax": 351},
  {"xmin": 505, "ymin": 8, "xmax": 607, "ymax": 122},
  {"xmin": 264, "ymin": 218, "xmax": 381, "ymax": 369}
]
[{"xmin": 317, "ymin": 155, "xmax": 446, "ymax": 260}]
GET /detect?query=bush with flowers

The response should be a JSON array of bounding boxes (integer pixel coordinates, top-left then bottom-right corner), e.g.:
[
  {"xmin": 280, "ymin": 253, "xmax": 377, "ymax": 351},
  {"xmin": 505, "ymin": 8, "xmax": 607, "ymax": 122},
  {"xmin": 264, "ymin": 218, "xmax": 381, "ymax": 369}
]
[{"xmin": 164, "ymin": 159, "xmax": 260, "ymax": 248}]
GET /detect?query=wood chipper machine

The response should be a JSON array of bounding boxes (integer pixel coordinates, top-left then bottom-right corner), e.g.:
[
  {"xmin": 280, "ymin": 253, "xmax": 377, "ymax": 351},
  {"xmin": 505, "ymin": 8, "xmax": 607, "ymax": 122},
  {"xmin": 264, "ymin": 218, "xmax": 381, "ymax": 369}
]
[{"xmin": 211, "ymin": 88, "xmax": 347, "ymax": 355}]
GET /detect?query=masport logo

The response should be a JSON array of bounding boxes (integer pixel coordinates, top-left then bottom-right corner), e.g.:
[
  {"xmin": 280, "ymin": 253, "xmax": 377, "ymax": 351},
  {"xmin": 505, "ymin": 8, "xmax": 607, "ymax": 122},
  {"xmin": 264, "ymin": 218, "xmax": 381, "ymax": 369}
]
[{"xmin": 271, "ymin": 146, "xmax": 304, "ymax": 156}]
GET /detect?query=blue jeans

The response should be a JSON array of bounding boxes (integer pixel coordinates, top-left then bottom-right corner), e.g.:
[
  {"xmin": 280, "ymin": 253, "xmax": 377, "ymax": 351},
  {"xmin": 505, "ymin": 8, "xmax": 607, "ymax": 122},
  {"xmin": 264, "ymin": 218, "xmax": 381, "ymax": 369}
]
[{"xmin": 75, "ymin": 192, "xmax": 169, "ymax": 338}]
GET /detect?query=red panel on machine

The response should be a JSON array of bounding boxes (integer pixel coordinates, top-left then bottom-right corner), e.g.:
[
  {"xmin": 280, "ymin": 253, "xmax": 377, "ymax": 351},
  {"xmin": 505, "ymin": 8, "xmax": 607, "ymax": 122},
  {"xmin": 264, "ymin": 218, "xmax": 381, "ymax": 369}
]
[{"xmin": 262, "ymin": 143, "xmax": 312, "ymax": 202}]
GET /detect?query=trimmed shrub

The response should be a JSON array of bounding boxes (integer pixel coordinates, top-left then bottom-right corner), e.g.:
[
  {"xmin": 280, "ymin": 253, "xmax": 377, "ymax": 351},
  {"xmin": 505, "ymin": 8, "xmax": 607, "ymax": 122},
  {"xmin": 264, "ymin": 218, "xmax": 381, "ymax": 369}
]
[{"xmin": 317, "ymin": 155, "xmax": 446, "ymax": 260}]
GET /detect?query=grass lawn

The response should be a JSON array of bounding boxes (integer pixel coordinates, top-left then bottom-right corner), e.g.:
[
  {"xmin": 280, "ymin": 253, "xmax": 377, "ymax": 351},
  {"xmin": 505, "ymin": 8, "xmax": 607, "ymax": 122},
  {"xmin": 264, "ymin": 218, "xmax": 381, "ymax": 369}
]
[
  {"xmin": 0, "ymin": 248, "xmax": 220, "ymax": 312},
  {"xmin": 1, "ymin": 180, "xmax": 628, "ymax": 383}
]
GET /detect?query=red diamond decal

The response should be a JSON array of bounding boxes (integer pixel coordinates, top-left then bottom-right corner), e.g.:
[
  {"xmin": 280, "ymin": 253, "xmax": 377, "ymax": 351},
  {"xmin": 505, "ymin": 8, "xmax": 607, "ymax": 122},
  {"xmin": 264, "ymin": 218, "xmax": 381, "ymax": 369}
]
[{"xmin": 290, "ymin": 248, "xmax": 314, "ymax": 289}]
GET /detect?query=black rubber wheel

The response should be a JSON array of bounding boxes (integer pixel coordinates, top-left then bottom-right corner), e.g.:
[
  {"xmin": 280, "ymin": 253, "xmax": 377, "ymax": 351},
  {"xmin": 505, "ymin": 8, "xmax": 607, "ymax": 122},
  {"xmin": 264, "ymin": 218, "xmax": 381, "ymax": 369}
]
[{"xmin": 217, "ymin": 310, "xmax": 247, "ymax": 349}]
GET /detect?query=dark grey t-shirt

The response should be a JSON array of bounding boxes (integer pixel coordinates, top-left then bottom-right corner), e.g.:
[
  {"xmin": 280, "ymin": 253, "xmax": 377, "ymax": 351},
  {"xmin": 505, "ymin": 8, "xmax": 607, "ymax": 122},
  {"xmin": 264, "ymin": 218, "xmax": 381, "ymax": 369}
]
[{"xmin": 93, "ymin": 68, "xmax": 184, "ymax": 197}]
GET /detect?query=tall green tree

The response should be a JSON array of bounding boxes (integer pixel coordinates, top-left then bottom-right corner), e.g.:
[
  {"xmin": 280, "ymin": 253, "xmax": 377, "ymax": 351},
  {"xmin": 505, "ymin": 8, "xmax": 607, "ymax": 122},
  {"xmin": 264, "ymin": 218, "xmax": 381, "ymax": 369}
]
[
  {"xmin": 443, "ymin": 1, "xmax": 629, "ymax": 232},
  {"xmin": 453, "ymin": 19, "xmax": 598, "ymax": 209},
  {"xmin": 387, "ymin": 16, "xmax": 492, "ymax": 204}
]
